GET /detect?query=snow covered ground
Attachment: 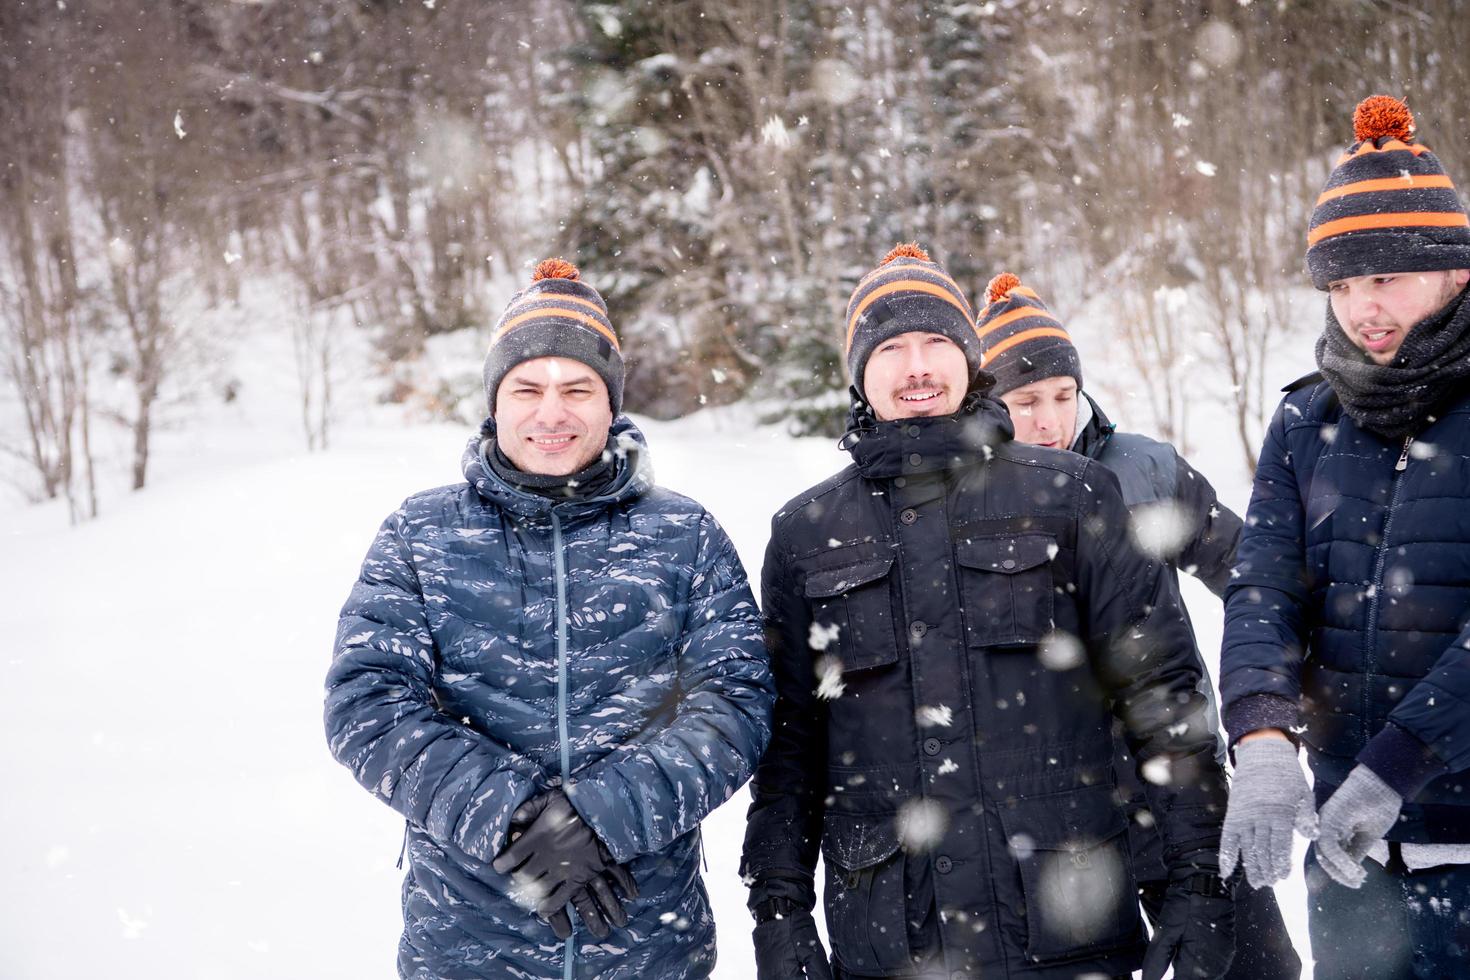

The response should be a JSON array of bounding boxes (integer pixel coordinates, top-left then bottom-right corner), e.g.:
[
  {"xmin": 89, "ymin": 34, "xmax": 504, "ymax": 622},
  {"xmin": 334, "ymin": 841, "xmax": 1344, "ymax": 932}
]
[{"xmin": 0, "ymin": 305, "xmax": 1313, "ymax": 978}]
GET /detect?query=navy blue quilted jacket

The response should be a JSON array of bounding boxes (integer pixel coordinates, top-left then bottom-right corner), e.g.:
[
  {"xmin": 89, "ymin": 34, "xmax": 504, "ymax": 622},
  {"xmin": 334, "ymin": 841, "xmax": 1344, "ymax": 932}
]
[
  {"xmin": 325, "ymin": 417, "xmax": 774, "ymax": 978},
  {"xmin": 1221, "ymin": 377, "xmax": 1470, "ymax": 843}
]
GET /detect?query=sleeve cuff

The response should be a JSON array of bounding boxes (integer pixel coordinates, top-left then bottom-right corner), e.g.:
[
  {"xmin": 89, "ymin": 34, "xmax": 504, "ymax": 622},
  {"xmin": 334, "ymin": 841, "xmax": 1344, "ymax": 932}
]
[
  {"xmin": 745, "ymin": 873, "xmax": 816, "ymax": 915},
  {"xmin": 1357, "ymin": 723, "xmax": 1450, "ymax": 801},
  {"xmin": 564, "ymin": 776, "xmax": 638, "ymax": 863},
  {"xmin": 1223, "ymin": 693, "xmax": 1301, "ymax": 748}
]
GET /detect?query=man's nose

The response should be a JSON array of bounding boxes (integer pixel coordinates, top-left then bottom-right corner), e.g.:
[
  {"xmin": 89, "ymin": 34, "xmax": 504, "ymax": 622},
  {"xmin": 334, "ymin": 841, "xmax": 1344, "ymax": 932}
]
[
  {"xmin": 903, "ymin": 346, "xmax": 932, "ymax": 377},
  {"xmin": 532, "ymin": 391, "xmax": 568, "ymax": 422},
  {"xmin": 1347, "ymin": 287, "xmax": 1379, "ymax": 325}
]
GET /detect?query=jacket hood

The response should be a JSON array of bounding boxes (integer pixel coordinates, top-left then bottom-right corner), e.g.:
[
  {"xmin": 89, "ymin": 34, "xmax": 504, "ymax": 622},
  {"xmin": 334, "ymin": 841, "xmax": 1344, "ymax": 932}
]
[
  {"xmin": 840, "ymin": 388, "xmax": 1015, "ymax": 479},
  {"xmin": 461, "ymin": 414, "xmax": 654, "ymax": 519}
]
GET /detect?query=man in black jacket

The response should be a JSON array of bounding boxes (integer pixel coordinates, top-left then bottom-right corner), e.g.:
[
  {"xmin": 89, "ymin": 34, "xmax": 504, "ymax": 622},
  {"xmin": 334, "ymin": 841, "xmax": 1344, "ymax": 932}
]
[
  {"xmin": 976, "ymin": 272, "xmax": 1299, "ymax": 980},
  {"xmin": 740, "ymin": 244, "xmax": 1232, "ymax": 980}
]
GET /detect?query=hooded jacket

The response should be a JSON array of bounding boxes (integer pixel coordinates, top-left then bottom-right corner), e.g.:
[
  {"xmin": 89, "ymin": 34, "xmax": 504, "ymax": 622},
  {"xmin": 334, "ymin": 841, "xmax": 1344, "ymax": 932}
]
[
  {"xmin": 325, "ymin": 417, "xmax": 774, "ymax": 979},
  {"xmin": 741, "ymin": 394, "xmax": 1225, "ymax": 979}
]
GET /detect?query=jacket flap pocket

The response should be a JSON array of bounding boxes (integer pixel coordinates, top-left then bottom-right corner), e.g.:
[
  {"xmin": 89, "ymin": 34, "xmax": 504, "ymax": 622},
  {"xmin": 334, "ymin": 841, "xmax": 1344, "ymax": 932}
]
[
  {"xmin": 820, "ymin": 811, "xmax": 902, "ymax": 870},
  {"xmin": 996, "ymin": 786, "xmax": 1140, "ymax": 962},
  {"xmin": 803, "ymin": 557, "xmax": 895, "ymax": 598},
  {"xmin": 997, "ymin": 784, "xmax": 1129, "ymax": 851},
  {"xmin": 955, "ymin": 534, "xmax": 1055, "ymax": 575}
]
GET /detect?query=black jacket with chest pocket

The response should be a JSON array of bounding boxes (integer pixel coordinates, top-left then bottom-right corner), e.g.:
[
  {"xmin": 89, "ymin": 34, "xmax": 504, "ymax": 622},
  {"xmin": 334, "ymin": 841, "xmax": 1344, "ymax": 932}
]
[{"xmin": 740, "ymin": 393, "xmax": 1228, "ymax": 979}]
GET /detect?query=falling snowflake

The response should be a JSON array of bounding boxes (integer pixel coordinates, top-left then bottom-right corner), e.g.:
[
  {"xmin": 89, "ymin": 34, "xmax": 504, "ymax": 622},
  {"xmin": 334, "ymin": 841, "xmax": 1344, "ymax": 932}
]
[
  {"xmin": 1129, "ymin": 500, "xmax": 1196, "ymax": 560},
  {"xmin": 808, "ymin": 620, "xmax": 840, "ymax": 652},
  {"xmin": 916, "ymin": 704, "xmax": 954, "ymax": 728},
  {"xmin": 1038, "ymin": 631, "xmax": 1085, "ymax": 671},
  {"xmin": 814, "ymin": 654, "xmax": 846, "ymax": 700},
  {"xmin": 896, "ymin": 798, "xmax": 949, "ymax": 854},
  {"xmin": 1141, "ymin": 756, "xmax": 1173, "ymax": 785},
  {"xmin": 760, "ymin": 116, "xmax": 792, "ymax": 149}
]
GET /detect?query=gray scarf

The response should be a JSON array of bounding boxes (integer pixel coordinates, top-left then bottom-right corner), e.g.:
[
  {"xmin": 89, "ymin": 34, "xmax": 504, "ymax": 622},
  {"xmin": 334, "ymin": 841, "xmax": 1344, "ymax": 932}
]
[{"xmin": 1315, "ymin": 285, "xmax": 1470, "ymax": 440}]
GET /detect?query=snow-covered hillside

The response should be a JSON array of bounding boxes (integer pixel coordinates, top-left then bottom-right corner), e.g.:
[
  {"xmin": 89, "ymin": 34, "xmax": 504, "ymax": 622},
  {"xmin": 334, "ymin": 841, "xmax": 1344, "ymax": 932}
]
[{"xmin": 0, "ymin": 303, "xmax": 1314, "ymax": 978}]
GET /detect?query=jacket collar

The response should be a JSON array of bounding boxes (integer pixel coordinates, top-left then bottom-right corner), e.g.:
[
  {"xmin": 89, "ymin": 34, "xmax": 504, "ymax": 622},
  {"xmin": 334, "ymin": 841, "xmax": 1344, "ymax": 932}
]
[
  {"xmin": 1070, "ymin": 391, "xmax": 1117, "ymax": 460},
  {"xmin": 461, "ymin": 415, "xmax": 653, "ymax": 520},
  {"xmin": 841, "ymin": 388, "xmax": 1015, "ymax": 480}
]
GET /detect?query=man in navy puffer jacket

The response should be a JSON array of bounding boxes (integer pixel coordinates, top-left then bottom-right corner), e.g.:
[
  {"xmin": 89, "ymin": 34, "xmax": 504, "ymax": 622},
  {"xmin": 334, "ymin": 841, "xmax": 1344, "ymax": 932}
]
[
  {"xmin": 325, "ymin": 258, "xmax": 774, "ymax": 979},
  {"xmin": 1220, "ymin": 96, "xmax": 1470, "ymax": 978}
]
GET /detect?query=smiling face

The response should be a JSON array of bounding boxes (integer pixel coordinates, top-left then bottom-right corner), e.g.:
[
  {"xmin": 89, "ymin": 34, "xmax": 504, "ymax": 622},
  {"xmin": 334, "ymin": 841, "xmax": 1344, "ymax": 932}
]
[
  {"xmin": 493, "ymin": 356, "xmax": 613, "ymax": 476},
  {"xmin": 1000, "ymin": 375, "xmax": 1079, "ymax": 450},
  {"xmin": 1328, "ymin": 268, "xmax": 1470, "ymax": 364},
  {"xmin": 860, "ymin": 331, "xmax": 971, "ymax": 421}
]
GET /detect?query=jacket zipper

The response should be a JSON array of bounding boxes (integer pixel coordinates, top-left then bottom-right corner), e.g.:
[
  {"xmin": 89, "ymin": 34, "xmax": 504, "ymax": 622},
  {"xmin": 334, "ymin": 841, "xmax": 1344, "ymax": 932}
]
[
  {"xmin": 1363, "ymin": 435, "xmax": 1413, "ymax": 746},
  {"xmin": 550, "ymin": 508, "xmax": 576, "ymax": 980}
]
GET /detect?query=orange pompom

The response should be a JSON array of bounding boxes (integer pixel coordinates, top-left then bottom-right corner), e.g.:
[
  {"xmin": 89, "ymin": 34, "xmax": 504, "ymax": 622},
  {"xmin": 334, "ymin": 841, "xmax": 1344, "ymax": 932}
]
[
  {"xmin": 531, "ymin": 257, "xmax": 580, "ymax": 282},
  {"xmin": 986, "ymin": 272, "xmax": 1021, "ymax": 304},
  {"xmin": 1353, "ymin": 95, "xmax": 1415, "ymax": 144},
  {"xmin": 880, "ymin": 242, "xmax": 931, "ymax": 265}
]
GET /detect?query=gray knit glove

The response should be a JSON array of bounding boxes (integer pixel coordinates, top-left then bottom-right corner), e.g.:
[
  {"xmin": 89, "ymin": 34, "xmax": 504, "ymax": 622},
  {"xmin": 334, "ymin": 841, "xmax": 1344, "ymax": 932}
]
[
  {"xmin": 1315, "ymin": 765, "xmax": 1403, "ymax": 889},
  {"xmin": 1219, "ymin": 737, "xmax": 1317, "ymax": 889}
]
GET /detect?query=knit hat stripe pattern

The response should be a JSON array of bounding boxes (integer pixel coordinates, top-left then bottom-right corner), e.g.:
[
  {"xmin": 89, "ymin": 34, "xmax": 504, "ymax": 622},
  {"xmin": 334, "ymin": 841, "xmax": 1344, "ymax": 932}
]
[
  {"xmin": 842, "ymin": 244, "xmax": 983, "ymax": 402},
  {"xmin": 493, "ymin": 282, "xmax": 619, "ymax": 350},
  {"xmin": 482, "ymin": 258, "xmax": 625, "ymax": 414},
  {"xmin": 494, "ymin": 298, "xmax": 620, "ymax": 351},
  {"xmin": 844, "ymin": 261, "xmax": 975, "ymax": 354},
  {"xmin": 1306, "ymin": 95, "xmax": 1470, "ymax": 289},
  {"xmin": 974, "ymin": 272, "xmax": 1083, "ymax": 397},
  {"xmin": 976, "ymin": 301, "xmax": 1064, "ymax": 342}
]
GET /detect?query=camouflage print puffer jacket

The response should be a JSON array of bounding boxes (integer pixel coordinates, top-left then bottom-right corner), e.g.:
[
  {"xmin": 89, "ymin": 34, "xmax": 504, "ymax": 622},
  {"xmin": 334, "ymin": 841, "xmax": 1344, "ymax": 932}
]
[{"xmin": 325, "ymin": 417, "xmax": 773, "ymax": 979}]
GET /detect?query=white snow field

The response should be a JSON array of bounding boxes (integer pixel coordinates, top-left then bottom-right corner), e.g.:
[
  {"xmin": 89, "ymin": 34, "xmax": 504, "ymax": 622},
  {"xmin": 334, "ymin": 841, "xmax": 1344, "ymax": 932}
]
[{"xmin": 0, "ymin": 316, "xmax": 1311, "ymax": 978}]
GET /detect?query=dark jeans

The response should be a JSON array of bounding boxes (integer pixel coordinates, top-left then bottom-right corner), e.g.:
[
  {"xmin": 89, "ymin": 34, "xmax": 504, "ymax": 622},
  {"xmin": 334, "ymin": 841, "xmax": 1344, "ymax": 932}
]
[
  {"xmin": 1306, "ymin": 843, "xmax": 1470, "ymax": 979},
  {"xmin": 1139, "ymin": 873, "xmax": 1301, "ymax": 980}
]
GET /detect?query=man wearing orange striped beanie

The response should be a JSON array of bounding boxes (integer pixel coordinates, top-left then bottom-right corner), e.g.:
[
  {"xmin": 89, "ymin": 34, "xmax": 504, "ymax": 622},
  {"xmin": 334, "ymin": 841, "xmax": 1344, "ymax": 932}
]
[
  {"xmin": 327, "ymin": 257, "xmax": 774, "ymax": 979},
  {"xmin": 744, "ymin": 244, "xmax": 1230, "ymax": 980},
  {"xmin": 1221, "ymin": 95, "xmax": 1470, "ymax": 980},
  {"xmin": 977, "ymin": 272, "xmax": 1300, "ymax": 980}
]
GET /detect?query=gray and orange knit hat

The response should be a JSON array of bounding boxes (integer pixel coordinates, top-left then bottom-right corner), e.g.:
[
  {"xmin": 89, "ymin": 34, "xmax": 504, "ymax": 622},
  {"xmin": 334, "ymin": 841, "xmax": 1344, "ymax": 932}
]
[
  {"xmin": 1307, "ymin": 95, "xmax": 1470, "ymax": 289},
  {"xmin": 482, "ymin": 258, "xmax": 624, "ymax": 414},
  {"xmin": 844, "ymin": 243, "xmax": 983, "ymax": 401},
  {"xmin": 974, "ymin": 272, "xmax": 1082, "ymax": 397}
]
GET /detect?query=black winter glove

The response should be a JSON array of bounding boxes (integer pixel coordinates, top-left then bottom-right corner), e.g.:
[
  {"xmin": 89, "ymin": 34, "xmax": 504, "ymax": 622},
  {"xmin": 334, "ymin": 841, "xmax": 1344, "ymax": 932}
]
[
  {"xmin": 1141, "ymin": 869, "xmax": 1236, "ymax": 980},
  {"xmin": 492, "ymin": 790, "xmax": 637, "ymax": 940},
  {"xmin": 751, "ymin": 897, "xmax": 833, "ymax": 980}
]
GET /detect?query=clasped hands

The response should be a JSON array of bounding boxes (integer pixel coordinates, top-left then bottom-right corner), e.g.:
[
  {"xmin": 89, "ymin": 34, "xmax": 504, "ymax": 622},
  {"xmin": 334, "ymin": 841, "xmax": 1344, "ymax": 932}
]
[{"xmin": 491, "ymin": 789, "xmax": 639, "ymax": 939}]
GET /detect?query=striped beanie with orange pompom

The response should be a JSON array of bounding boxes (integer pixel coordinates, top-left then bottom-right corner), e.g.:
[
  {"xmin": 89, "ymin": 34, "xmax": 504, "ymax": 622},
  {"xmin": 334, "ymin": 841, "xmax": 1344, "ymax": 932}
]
[
  {"xmin": 482, "ymin": 257, "xmax": 624, "ymax": 414},
  {"xmin": 844, "ymin": 242, "xmax": 983, "ymax": 400},
  {"xmin": 973, "ymin": 272, "xmax": 1082, "ymax": 397},
  {"xmin": 1307, "ymin": 95, "xmax": 1470, "ymax": 289}
]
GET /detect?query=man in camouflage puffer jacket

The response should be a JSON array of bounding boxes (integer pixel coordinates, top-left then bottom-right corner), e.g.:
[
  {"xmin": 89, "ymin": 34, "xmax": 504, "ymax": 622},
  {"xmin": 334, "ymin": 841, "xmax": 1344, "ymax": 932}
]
[{"xmin": 325, "ymin": 259, "xmax": 773, "ymax": 979}]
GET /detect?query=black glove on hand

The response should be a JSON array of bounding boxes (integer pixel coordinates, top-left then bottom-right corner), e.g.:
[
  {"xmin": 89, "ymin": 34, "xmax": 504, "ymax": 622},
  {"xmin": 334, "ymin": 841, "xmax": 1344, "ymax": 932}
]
[
  {"xmin": 544, "ymin": 850, "xmax": 639, "ymax": 940},
  {"xmin": 1141, "ymin": 869, "xmax": 1236, "ymax": 980},
  {"xmin": 752, "ymin": 897, "xmax": 833, "ymax": 980},
  {"xmin": 492, "ymin": 790, "xmax": 636, "ymax": 939}
]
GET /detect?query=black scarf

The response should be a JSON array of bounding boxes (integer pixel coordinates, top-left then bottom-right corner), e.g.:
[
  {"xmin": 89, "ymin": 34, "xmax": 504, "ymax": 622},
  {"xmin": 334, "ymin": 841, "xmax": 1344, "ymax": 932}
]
[
  {"xmin": 487, "ymin": 436, "xmax": 618, "ymax": 499},
  {"xmin": 1316, "ymin": 284, "xmax": 1470, "ymax": 440}
]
